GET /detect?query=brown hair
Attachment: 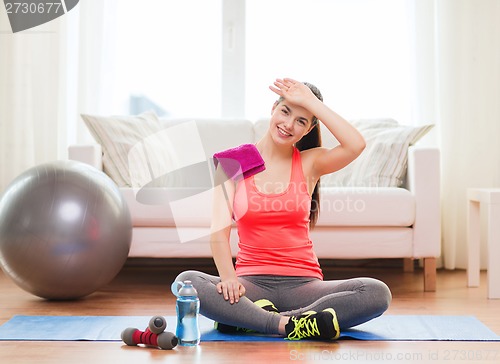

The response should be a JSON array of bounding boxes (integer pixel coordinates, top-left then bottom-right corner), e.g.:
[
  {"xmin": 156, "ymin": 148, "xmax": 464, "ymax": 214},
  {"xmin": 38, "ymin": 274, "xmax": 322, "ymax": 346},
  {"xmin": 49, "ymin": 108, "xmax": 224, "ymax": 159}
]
[{"xmin": 279, "ymin": 82, "xmax": 323, "ymax": 228}]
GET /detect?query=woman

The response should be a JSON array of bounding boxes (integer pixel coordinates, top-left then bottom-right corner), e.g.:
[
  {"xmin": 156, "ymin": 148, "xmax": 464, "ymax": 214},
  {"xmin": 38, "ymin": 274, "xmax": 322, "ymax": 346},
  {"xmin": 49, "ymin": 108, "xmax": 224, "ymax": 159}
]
[{"xmin": 175, "ymin": 78, "xmax": 391, "ymax": 340}]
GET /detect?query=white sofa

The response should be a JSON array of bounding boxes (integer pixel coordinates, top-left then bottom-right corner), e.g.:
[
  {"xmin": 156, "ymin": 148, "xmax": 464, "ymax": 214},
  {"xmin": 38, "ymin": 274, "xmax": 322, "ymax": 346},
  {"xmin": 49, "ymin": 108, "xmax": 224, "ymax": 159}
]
[{"xmin": 69, "ymin": 117, "xmax": 441, "ymax": 291}]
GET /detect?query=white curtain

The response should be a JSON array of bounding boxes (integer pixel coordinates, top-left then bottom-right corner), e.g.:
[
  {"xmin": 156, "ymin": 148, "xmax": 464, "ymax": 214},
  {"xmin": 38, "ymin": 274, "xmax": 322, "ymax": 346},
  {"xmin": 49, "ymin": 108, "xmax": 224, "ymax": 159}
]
[
  {"xmin": 1, "ymin": 12, "xmax": 65, "ymax": 191},
  {"xmin": 0, "ymin": 0, "xmax": 117, "ymax": 192},
  {"xmin": 413, "ymin": 0, "xmax": 500, "ymax": 269}
]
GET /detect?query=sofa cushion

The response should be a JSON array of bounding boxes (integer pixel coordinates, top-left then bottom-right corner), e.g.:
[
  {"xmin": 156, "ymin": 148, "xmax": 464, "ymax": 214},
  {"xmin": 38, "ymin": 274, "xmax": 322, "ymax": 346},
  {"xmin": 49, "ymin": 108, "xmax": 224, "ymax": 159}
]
[
  {"xmin": 83, "ymin": 115, "xmax": 255, "ymax": 188},
  {"xmin": 81, "ymin": 111, "xmax": 163, "ymax": 187},
  {"xmin": 121, "ymin": 187, "xmax": 213, "ymax": 229},
  {"xmin": 158, "ymin": 118, "xmax": 255, "ymax": 158},
  {"xmin": 135, "ymin": 118, "xmax": 254, "ymax": 189},
  {"xmin": 325, "ymin": 119, "xmax": 434, "ymax": 187},
  {"xmin": 311, "ymin": 227, "xmax": 413, "ymax": 259},
  {"xmin": 316, "ymin": 187, "xmax": 415, "ymax": 227},
  {"xmin": 129, "ymin": 227, "xmax": 240, "ymax": 258}
]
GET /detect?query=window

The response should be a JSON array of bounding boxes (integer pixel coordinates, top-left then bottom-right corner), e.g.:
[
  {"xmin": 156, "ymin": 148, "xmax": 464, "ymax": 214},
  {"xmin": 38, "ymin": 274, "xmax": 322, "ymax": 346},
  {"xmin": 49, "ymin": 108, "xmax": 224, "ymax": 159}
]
[
  {"xmin": 110, "ymin": 0, "xmax": 222, "ymax": 118},
  {"xmin": 108, "ymin": 0, "xmax": 413, "ymax": 123},
  {"xmin": 245, "ymin": 0, "xmax": 413, "ymax": 122}
]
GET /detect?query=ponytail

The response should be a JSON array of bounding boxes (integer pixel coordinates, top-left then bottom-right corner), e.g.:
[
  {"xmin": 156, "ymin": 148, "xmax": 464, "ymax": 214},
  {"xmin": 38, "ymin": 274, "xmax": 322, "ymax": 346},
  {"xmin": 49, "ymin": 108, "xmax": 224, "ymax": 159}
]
[
  {"xmin": 296, "ymin": 82, "xmax": 323, "ymax": 228},
  {"xmin": 296, "ymin": 123, "xmax": 322, "ymax": 228}
]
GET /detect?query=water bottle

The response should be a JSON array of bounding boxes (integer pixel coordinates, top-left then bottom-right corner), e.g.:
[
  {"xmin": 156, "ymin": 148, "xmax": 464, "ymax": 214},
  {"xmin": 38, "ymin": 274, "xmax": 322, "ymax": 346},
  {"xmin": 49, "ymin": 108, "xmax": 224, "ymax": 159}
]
[{"xmin": 171, "ymin": 280, "xmax": 200, "ymax": 346}]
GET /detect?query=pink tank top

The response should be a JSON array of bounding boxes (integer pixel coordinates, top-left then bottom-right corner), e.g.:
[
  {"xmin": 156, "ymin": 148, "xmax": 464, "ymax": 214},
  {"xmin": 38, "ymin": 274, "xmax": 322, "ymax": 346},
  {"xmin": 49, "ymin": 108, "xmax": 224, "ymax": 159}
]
[{"xmin": 233, "ymin": 147, "xmax": 323, "ymax": 279}]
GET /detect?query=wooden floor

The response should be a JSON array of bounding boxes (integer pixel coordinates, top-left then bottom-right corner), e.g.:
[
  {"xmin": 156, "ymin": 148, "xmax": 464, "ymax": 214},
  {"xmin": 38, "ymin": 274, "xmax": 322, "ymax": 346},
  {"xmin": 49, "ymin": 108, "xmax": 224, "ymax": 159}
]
[{"xmin": 1, "ymin": 260, "xmax": 500, "ymax": 363}]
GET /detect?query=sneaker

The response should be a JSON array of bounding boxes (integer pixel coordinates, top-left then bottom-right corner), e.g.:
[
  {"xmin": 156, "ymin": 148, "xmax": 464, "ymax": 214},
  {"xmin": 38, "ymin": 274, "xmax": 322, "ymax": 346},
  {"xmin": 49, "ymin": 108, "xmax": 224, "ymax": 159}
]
[
  {"xmin": 285, "ymin": 308, "xmax": 340, "ymax": 341},
  {"xmin": 254, "ymin": 299, "xmax": 279, "ymax": 314},
  {"xmin": 214, "ymin": 299, "xmax": 279, "ymax": 333}
]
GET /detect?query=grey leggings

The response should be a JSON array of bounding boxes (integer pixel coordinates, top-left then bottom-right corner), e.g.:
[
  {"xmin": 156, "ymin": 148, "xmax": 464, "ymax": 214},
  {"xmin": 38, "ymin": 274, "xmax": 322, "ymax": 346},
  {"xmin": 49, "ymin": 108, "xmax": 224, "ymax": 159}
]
[{"xmin": 174, "ymin": 271, "xmax": 392, "ymax": 335}]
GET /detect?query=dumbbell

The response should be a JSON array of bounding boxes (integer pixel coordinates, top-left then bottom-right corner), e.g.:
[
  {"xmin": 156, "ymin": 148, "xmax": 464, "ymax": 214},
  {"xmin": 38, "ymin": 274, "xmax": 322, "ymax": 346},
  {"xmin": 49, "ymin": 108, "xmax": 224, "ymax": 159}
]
[
  {"xmin": 121, "ymin": 327, "xmax": 178, "ymax": 350},
  {"xmin": 148, "ymin": 315, "xmax": 167, "ymax": 334},
  {"xmin": 121, "ymin": 315, "xmax": 177, "ymax": 350}
]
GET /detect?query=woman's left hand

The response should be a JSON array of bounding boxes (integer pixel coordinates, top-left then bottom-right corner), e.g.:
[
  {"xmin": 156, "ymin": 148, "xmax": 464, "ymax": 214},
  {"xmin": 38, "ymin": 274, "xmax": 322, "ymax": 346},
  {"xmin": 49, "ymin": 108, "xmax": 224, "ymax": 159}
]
[{"xmin": 269, "ymin": 78, "xmax": 316, "ymax": 106}]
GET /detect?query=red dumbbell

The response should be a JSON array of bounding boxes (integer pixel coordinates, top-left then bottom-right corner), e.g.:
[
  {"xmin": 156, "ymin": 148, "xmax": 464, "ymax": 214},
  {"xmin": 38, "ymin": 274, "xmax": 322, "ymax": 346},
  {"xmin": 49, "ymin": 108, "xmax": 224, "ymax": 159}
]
[
  {"xmin": 121, "ymin": 315, "xmax": 177, "ymax": 350},
  {"xmin": 121, "ymin": 327, "xmax": 178, "ymax": 350}
]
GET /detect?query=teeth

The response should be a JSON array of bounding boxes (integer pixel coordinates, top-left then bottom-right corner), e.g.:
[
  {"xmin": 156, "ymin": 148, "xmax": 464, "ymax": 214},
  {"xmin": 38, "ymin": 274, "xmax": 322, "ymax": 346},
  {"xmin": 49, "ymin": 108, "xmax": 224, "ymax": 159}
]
[{"xmin": 278, "ymin": 127, "xmax": 292, "ymax": 137}]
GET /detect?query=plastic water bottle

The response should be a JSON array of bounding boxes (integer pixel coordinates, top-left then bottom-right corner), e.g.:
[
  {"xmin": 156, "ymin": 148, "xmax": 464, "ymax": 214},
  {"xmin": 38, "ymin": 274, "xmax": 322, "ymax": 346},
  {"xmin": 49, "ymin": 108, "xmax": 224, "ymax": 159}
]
[{"xmin": 171, "ymin": 280, "xmax": 200, "ymax": 346}]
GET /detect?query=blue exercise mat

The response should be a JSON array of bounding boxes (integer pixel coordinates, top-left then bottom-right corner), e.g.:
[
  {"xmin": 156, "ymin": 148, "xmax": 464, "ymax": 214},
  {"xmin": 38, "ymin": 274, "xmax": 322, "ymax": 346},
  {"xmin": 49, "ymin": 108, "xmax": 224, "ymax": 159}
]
[{"xmin": 0, "ymin": 315, "xmax": 499, "ymax": 342}]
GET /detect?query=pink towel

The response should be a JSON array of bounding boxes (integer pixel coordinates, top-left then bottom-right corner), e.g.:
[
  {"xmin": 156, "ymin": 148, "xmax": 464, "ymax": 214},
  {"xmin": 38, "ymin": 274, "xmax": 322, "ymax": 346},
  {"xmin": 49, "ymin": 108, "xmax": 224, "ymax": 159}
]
[{"xmin": 213, "ymin": 144, "xmax": 265, "ymax": 181}]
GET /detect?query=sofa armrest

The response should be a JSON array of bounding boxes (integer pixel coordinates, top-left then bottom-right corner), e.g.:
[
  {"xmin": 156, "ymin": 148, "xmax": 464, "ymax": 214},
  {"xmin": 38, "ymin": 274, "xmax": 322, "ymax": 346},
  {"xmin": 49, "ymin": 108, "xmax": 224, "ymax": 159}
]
[
  {"xmin": 407, "ymin": 146, "xmax": 441, "ymax": 258},
  {"xmin": 68, "ymin": 144, "xmax": 103, "ymax": 171}
]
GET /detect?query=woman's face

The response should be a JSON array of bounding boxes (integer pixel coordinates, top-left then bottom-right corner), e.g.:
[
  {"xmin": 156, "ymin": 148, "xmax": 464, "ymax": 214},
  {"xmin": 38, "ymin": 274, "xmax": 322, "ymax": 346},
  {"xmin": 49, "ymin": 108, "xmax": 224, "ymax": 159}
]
[{"xmin": 269, "ymin": 101, "xmax": 315, "ymax": 146}]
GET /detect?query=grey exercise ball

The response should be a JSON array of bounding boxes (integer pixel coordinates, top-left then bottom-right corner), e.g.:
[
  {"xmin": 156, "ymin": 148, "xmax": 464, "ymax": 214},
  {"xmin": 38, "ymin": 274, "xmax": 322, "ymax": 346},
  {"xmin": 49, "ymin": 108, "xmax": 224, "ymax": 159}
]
[{"xmin": 0, "ymin": 160, "xmax": 132, "ymax": 300}]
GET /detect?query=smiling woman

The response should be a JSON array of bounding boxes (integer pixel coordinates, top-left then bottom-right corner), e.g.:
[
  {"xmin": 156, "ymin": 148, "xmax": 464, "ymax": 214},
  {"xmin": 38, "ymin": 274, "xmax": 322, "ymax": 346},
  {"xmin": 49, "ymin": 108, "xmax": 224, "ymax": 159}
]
[{"xmin": 173, "ymin": 78, "xmax": 391, "ymax": 341}]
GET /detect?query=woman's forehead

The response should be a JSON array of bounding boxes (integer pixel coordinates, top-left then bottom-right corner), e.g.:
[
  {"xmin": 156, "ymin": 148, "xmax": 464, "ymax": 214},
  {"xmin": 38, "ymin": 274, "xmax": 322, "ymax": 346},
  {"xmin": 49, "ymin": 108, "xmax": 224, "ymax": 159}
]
[{"xmin": 279, "ymin": 102, "xmax": 314, "ymax": 122}]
